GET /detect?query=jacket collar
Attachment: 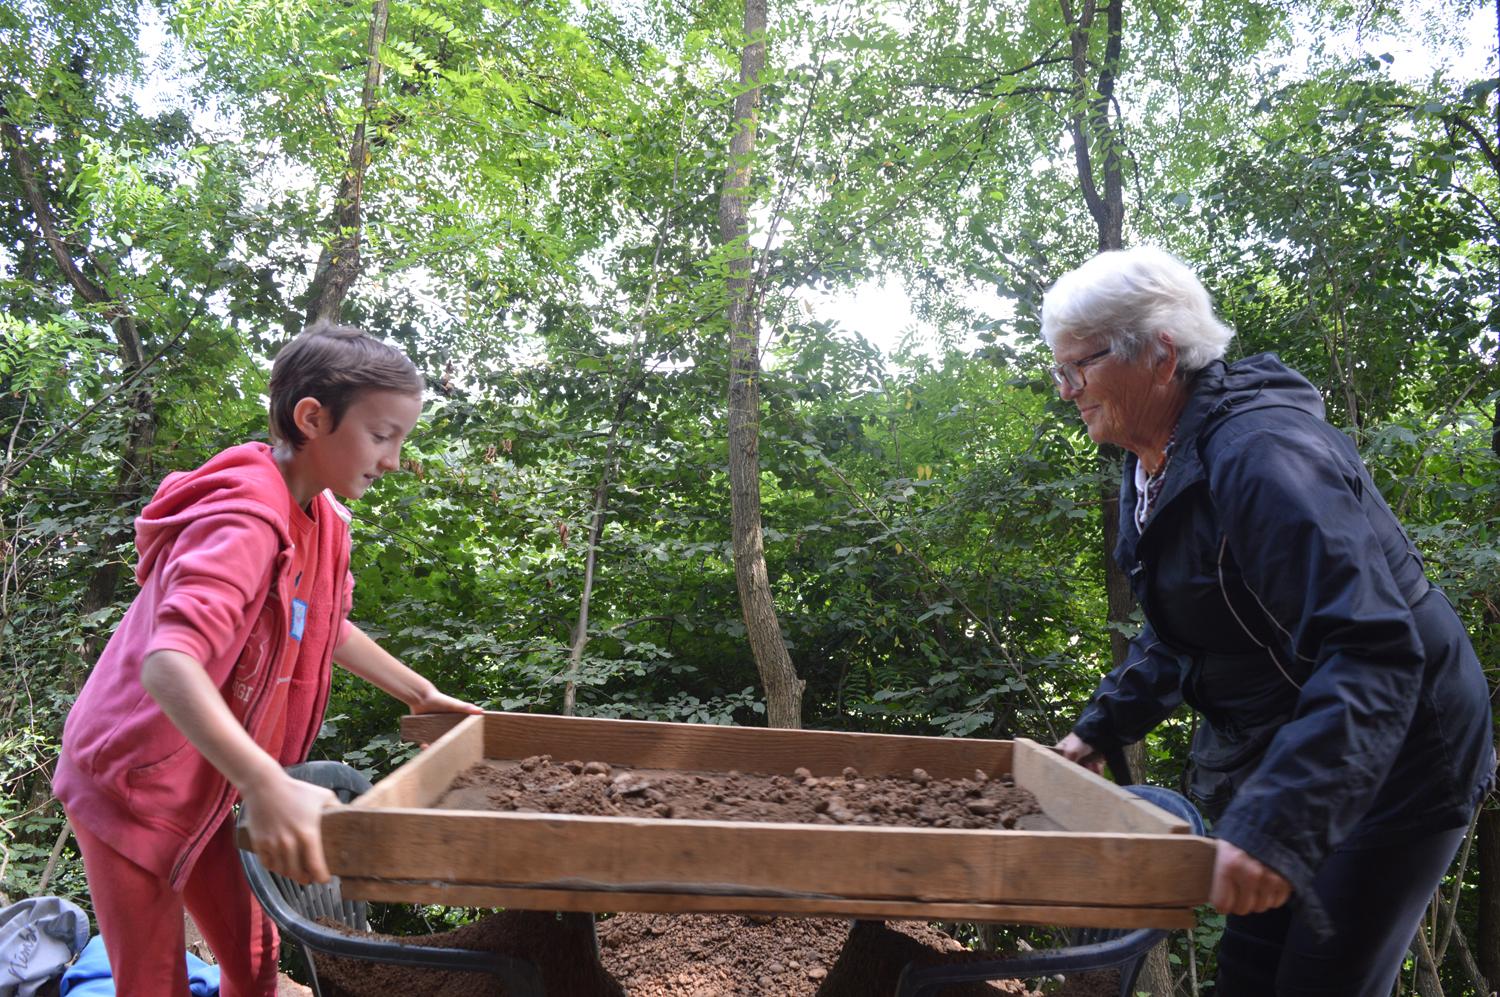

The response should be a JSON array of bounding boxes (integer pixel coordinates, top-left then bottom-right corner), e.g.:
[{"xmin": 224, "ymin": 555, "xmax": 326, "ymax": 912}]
[{"xmin": 1112, "ymin": 351, "xmax": 1323, "ymax": 568}]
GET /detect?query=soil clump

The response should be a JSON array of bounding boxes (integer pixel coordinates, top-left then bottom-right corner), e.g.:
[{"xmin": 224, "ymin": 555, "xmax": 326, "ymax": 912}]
[{"xmin": 438, "ymin": 757, "xmax": 1041, "ymax": 829}]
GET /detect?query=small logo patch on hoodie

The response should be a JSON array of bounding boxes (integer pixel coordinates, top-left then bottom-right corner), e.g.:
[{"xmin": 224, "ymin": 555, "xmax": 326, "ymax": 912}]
[{"xmin": 290, "ymin": 599, "xmax": 307, "ymax": 641}]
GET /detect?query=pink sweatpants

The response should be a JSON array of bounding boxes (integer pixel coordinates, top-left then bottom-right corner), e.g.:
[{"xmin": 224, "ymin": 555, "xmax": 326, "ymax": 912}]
[{"xmin": 72, "ymin": 813, "xmax": 280, "ymax": 997}]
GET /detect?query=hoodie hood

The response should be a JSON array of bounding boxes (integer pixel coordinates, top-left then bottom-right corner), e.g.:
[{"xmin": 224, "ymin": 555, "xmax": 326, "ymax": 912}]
[{"xmin": 136, "ymin": 442, "xmax": 294, "ymax": 583}]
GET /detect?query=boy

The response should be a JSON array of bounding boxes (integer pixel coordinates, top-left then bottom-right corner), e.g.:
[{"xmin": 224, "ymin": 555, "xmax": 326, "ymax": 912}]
[{"xmin": 54, "ymin": 322, "xmax": 480, "ymax": 995}]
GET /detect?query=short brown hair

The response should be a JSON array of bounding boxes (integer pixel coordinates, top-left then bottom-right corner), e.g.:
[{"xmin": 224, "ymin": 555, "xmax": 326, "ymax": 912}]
[{"xmin": 268, "ymin": 321, "xmax": 423, "ymax": 447}]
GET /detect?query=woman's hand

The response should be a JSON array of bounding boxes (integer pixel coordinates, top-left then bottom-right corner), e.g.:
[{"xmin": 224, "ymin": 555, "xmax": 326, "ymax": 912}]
[
  {"xmin": 1054, "ymin": 732, "xmax": 1106, "ymax": 773},
  {"xmin": 1210, "ymin": 839, "xmax": 1292, "ymax": 915},
  {"xmin": 240, "ymin": 771, "xmax": 339, "ymax": 884}
]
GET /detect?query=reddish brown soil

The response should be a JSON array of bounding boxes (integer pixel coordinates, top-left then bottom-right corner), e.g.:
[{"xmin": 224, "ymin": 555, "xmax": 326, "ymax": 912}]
[
  {"xmin": 311, "ymin": 909, "xmax": 622, "ymax": 997},
  {"xmin": 438, "ymin": 756, "xmax": 1041, "ymax": 830},
  {"xmin": 309, "ymin": 910, "xmax": 1077, "ymax": 996},
  {"xmin": 305, "ymin": 911, "xmax": 1121, "ymax": 996},
  {"xmin": 598, "ymin": 913, "xmax": 1035, "ymax": 996}
]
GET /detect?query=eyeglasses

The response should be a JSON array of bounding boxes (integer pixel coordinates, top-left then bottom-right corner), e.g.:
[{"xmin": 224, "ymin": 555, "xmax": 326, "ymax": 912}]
[{"xmin": 1048, "ymin": 346, "xmax": 1114, "ymax": 392}]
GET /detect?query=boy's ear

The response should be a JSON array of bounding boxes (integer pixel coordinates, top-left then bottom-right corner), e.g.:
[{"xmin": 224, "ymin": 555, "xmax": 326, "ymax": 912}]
[{"xmin": 291, "ymin": 397, "xmax": 330, "ymax": 440}]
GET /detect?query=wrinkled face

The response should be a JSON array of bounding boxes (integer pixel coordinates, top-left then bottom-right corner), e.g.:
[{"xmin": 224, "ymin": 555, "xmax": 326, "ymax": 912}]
[
  {"xmin": 302, "ymin": 389, "xmax": 423, "ymax": 500},
  {"xmin": 1050, "ymin": 336, "xmax": 1162, "ymax": 451}
]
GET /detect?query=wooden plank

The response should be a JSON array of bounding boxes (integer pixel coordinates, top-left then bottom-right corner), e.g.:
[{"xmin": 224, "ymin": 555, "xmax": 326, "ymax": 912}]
[
  {"xmin": 399, "ymin": 712, "xmax": 1012, "ymax": 781},
  {"xmin": 1011, "ymin": 738, "xmax": 1187, "ymax": 835},
  {"xmin": 356, "ymin": 713, "xmax": 484, "ymax": 810},
  {"xmin": 322, "ymin": 808, "xmax": 1214, "ymax": 910},
  {"xmin": 337, "ymin": 878, "xmax": 1197, "ymax": 929}
]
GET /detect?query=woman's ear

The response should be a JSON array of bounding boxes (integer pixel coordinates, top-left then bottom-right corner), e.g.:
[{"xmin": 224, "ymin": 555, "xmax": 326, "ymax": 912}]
[
  {"xmin": 1154, "ymin": 334, "xmax": 1179, "ymax": 385},
  {"xmin": 291, "ymin": 396, "xmax": 329, "ymax": 440}
]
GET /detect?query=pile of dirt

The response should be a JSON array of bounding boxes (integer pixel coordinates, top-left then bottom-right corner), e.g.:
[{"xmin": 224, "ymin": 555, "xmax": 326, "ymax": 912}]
[
  {"xmin": 311, "ymin": 910, "xmax": 622, "ymax": 997},
  {"xmin": 438, "ymin": 756, "xmax": 1041, "ymax": 830},
  {"xmin": 311, "ymin": 910, "xmax": 1074, "ymax": 996},
  {"xmin": 598, "ymin": 913, "xmax": 1036, "ymax": 996}
]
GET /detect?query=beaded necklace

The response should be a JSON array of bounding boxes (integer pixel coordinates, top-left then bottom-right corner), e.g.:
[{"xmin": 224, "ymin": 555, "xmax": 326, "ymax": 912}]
[{"xmin": 1134, "ymin": 430, "xmax": 1178, "ymax": 531}]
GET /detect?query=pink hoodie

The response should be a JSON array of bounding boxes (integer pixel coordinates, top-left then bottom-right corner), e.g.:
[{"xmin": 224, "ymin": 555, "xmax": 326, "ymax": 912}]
[{"xmin": 54, "ymin": 443, "xmax": 353, "ymax": 891}]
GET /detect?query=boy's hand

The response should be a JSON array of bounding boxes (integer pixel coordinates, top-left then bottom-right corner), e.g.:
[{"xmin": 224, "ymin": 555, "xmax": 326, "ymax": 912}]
[
  {"xmin": 241, "ymin": 772, "xmax": 339, "ymax": 884},
  {"xmin": 331, "ymin": 627, "xmax": 484, "ymax": 718},
  {"xmin": 405, "ymin": 687, "xmax": 484, "ymax": 716}
]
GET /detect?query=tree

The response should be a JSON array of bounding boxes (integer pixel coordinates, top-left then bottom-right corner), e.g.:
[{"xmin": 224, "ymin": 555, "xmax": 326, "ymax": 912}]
[
  {"xmin": 5, "ymin": 1, "xmax": 1496, "ymax": 980},
  {"xmin": 720, "ymin": 0, "xmax": 806, "ymax": 729},
  {"xmin": 301, "ymin": 0, "xmax": 390, "ymax": 326}
]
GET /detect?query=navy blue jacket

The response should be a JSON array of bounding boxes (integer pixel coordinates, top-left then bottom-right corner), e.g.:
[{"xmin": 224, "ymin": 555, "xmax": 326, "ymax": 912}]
[{"xmin": 1072, "ymin": 353, "xmax": 1494, "ymax": 897}]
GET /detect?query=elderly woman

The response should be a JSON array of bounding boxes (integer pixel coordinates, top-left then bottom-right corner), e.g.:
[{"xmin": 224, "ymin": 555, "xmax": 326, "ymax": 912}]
[{"xmin": 1044, "ymin": 247, "xmax": 1494, "ymax": 995}]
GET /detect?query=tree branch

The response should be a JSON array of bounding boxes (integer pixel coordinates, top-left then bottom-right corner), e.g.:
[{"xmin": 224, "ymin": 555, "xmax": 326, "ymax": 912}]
[
  {"xmin": 1, "ymin": 120, "xmax": 112, "ymax": 307},
  {"xmin": 1061, "ymin": 0, "xmax": 1109, "ymax": 231},
  {"xmin": 303, "ymin": 0, "xmax": 390, "ymax": 325}
]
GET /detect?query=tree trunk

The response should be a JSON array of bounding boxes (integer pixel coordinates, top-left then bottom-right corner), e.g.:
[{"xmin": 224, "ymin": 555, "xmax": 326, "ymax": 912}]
[
  {"xmin": 1062, "ymin": 0, "xmax": 1125, "ymax": 256},
  {"xmin": 560, "ymin": 457, "xmax": 613, "ymax": 718},
  {"xmin": 1413, "ymin": 922, "xmax": 1445, "ymax": 997},
  {"xmin": 561, "ymin": 390, "xmax": 637, "ymax": 716},
  {"xmin": 1100, "ymin": 448, "xmax": 1131, "ymax": 664},
  {"xmin": 561, "ymin": 134, "xmax": 682, "ymax": 716},
  {"xmin": 2, "ymin": 119, "xmax": 156, "ymax": 668},
  {"xmin": 719, "ymin": 0, "xmax": 805, "ymax": 729},
  {"xmin": 302, "ymin": 0, "xmax": 389, "ymax": 326},
  {"xmin": 1063, "ymin": 0, "xmax": 1174, "ymax": 990},
  {"xmin": 1478, "ymin": 771, "xmax": 1499, "ymax": 989},
  {"xmin": 1060, "ymin": 0, "xmax": 1130, "ymax": 682}
]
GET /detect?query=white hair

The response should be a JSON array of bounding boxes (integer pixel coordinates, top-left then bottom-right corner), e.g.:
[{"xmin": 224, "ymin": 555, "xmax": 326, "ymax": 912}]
[{"xmin": 1040, "ymin": 246, "xmax": 1234, "ymax": 375}]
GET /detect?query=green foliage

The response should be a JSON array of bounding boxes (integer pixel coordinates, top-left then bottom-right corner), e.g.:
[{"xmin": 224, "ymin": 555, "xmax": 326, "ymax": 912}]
[
  {"xmin": 0, "ymin": 315, "xmax": 108, "ymax": 401},
  {"xmin": 0, "ymin": 727, "xmax": 87, "ymax": 906}
]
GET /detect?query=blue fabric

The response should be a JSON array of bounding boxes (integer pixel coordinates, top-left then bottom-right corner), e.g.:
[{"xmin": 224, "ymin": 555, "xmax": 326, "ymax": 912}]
[
  {"xmin": 1124, "ymin": 784, "xmax": 1203, "ymax": 835},
  {"xmin": 1215, "ymin": 823, "xmax": 1468, "ymax": 997},
  {"xmin": 59, "ymin": 936, "xmax": 219, "ymax": 996}
]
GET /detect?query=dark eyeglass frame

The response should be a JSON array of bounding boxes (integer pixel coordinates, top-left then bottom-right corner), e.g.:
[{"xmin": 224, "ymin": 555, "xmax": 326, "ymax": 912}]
[{"xmin": 1048, "ymin": 346, "xmax": 1115, "ymax": 392}]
